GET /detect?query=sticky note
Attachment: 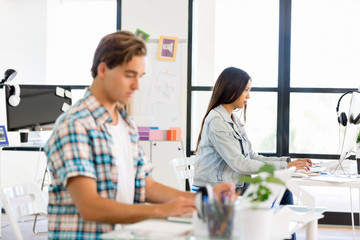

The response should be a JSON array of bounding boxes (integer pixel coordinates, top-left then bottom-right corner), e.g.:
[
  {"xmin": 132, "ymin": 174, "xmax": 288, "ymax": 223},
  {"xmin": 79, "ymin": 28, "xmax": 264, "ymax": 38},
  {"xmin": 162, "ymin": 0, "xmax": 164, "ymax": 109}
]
[
  {"xmin": 65, "ymin": 90, "xmax": 72, "ymax": 99},
  {"xmin": 61, "ymin": 102, "xmax": 71, "ymax": 112},
  {"xmin": 56, "ymin": 87, "xmax": 65, "ymax": 97}
]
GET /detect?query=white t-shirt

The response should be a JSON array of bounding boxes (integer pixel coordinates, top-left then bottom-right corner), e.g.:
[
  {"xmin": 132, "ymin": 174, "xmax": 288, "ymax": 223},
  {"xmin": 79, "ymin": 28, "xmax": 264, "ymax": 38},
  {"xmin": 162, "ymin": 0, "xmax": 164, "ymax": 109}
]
[{"xmin": 107, "ymin": 112, "xmax": 135, "ymax": 205}]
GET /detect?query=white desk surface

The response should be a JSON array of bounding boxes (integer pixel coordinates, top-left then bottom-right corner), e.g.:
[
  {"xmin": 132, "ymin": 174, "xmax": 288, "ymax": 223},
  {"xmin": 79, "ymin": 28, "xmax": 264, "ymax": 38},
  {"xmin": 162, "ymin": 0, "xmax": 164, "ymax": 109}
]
[
  {"xmin": 292, "ymin": 174, "xmax": 360, "ymax": 188},
  {"xmin": 292, "ymin": 159, "xmax": 360, "ymax": 187},
  {"xmin": 1, "ymin": 141, "xmax": 44, "ymax": 148},
  {"xmin": 100, "ymin": 206, "xmax": 324, "ymax": 240},
  {"xmin": 291, "ymin": 171, "xmax": 360, "ymax": 240},
  {"xmin": 100, "ymin": 219, "xmax": 194, "ymax": 240}
]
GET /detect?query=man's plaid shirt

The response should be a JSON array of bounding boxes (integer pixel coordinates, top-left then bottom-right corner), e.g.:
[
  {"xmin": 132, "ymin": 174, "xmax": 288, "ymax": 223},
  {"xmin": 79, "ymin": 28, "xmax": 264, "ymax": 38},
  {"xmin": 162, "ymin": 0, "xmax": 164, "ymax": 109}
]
[{"xmin": 45, "ymin": 90, "xmax": 152, "ymax": 239}]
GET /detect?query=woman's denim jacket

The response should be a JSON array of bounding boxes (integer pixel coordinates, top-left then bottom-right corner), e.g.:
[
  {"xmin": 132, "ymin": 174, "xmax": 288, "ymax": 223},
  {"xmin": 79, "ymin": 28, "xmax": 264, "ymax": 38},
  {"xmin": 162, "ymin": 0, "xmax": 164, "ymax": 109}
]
[{"xmin": 193, "ymin": 105, "xmax": 288, "ymax": 188}]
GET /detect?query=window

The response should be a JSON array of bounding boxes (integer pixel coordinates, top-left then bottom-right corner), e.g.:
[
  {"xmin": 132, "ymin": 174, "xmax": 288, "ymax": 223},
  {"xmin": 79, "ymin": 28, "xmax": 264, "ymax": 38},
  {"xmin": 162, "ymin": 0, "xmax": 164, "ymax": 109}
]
[
  {"xmin": 289, "ymin": 0, "xmax": 360, "ymax": 156},
  {"xmin": 291, "ymin": 0, "xmax": 360, "ymax": 88},
  {"xmin": 190, "ymin": 0, "xmax": 280, "ymax": 154},
  {"xmin": 289, "ymin": 93, "xmax": 345, "ymax": 154},
  {"xmin": 243, "ymin": 92, "xmax": 278, "ymax": 153},
  {"xmin": 188, "ymin": 0, "xmax": 358, "ymax": 159}
]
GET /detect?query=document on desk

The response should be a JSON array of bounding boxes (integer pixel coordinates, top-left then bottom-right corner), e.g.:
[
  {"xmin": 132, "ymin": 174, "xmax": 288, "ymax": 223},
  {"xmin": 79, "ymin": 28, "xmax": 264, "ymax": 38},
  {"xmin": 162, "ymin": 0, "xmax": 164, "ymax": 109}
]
[
  {"xmin": 307, "ymin": 175, "xmax": 360, "ymax": 183},
  {"xmin": 100, "ymin": 219, "xmax": 193, "ymax": 239},
  {"xmin": 167, "ymin": 212, "xmax": 193, "ymax": 224}
]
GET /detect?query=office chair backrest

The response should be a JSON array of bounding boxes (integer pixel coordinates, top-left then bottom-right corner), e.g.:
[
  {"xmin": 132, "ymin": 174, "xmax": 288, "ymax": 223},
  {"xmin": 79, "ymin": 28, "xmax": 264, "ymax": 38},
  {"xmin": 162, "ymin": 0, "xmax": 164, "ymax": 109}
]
[
  {"xmin": 169, "ymin": 156, "xmax": 196, "ymax": 191},
  {"xmin": 0, "ymin": 182, "xmax": 47, "ymax": 240}
]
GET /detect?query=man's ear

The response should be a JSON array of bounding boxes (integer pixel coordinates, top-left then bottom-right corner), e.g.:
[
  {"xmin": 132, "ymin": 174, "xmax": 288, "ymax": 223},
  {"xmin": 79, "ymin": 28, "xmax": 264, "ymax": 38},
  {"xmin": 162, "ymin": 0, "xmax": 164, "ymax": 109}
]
[{"xmin": 97, "ymin": 62, "xmax": 108, "ymax": 78}]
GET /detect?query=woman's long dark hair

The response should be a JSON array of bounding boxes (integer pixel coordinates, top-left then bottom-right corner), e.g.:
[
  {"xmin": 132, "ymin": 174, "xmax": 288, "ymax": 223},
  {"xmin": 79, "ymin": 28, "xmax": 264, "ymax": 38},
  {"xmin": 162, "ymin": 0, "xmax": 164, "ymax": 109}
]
[{"xmin": 194, "ymin": 67, "xmax": 250, "ymax": 153}]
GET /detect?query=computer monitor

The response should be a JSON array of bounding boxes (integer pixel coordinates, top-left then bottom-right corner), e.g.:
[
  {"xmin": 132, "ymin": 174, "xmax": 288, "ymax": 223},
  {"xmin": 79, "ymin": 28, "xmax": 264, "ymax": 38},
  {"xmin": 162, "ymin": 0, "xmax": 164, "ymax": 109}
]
[
  {"xmin": 339, "ymin": 92, "xmax": 360, "ymax": 161},
  {"xmin": 5, "ymin": 85, "xmax": 72, "ymax": 131}
]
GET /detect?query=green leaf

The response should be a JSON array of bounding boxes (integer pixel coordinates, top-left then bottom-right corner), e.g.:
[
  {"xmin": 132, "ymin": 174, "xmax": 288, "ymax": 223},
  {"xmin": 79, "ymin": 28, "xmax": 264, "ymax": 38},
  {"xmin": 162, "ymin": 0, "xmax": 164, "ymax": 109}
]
[
  {"xmin": 265, "ymin": 176, "xmax": 285, "ymax": 185},
  {"xmin": 257, "ymin": 164, "xmax": 275, "ymax": 174},
  {"xmin": 238, "ymin": 176, "xmax": 262, "ymax": 184},
  {"xmin": 256, "ymin": 185, "xmax": 271, "ymax": 202},
  {"xmin": 237, "ymin": 163, "xmax": 287, "ymax": 208}
]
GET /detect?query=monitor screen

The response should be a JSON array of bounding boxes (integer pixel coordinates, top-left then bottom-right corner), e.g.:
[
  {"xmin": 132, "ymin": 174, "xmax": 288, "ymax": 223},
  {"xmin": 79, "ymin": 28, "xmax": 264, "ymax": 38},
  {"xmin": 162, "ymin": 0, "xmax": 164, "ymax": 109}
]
[
  {"xmin": 5, "ymin": 85, "xmax": 72, "ymax": 131},
  {"xmin": 340, "ymin": 92, "xmax": 360, "ymax": 161}
]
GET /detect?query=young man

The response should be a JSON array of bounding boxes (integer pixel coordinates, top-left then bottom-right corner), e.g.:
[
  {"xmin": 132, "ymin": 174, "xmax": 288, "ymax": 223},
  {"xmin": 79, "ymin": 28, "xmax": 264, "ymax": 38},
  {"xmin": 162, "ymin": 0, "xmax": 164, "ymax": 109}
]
[{"xmin": 45, "ymin": 31, "xmax": 233, "ymax": 239}]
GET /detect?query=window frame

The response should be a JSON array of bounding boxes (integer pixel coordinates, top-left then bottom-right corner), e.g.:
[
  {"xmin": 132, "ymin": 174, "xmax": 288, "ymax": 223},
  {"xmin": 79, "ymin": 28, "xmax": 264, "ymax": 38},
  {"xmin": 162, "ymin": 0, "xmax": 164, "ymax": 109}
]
[{"xmin": 186, "ymin": 0, "xmax": 357, "ymax": 159}]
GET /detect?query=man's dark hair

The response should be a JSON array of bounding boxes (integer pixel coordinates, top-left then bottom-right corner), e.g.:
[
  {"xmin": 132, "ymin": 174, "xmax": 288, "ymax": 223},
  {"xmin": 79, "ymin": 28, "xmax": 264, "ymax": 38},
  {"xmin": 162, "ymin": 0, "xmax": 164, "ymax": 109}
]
[{"xmin": 91, "ymin": 31, "xmax": 147, "ymax": 78}]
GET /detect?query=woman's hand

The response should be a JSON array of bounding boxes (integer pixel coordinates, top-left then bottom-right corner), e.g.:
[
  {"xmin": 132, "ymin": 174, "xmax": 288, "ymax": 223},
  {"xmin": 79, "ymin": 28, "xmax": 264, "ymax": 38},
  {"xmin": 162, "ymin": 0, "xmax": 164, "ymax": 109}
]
[
  {"xmin": 213, "ymin": 183, "xmax": 236, "ymax": 203},
  {"xmin": 288, "ymin": 158, "xmax": 312, "ymax": 171}
]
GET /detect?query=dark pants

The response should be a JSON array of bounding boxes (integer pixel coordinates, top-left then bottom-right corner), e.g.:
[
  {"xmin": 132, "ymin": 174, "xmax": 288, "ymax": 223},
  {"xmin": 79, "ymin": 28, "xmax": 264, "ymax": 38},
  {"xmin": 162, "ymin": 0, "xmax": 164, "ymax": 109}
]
[{"xmin": 237, "ymin": 184, "xmax": 296, "ymax": 240}]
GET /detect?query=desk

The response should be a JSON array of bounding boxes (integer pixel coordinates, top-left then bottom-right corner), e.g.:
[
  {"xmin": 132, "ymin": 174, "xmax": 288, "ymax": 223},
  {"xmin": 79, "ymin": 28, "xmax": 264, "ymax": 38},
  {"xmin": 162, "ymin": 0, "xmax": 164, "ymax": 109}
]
[
  {"xmin": 0, "ymin": 144, "xmax": 45, "ymax": 188},
  {"xmin": 99, "ymin": 207, "xmax": 324, "ymax": 240},
  {"xmin": 292, "ymin": 175, "xmax": 360, "ymax": 240},
  {"xmin": 0, "ymin": 144, "xmax": 46, "ymax": 238}
]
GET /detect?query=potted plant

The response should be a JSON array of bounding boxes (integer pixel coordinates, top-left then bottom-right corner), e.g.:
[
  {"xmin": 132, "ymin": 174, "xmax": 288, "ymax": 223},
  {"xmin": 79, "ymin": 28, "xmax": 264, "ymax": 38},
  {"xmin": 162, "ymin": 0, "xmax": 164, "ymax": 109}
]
[
  {"xmin": 234, "ymin": 164, "xmax": 286, "ymax": 240},
  {"xmin": 238, "ymin": 164, "xmax": 285, "ymax": 209}
]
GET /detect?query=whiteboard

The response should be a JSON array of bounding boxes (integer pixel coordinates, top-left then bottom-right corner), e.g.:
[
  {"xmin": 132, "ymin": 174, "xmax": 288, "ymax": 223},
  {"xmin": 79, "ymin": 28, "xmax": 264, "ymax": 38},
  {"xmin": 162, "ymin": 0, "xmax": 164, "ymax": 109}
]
[{"xmin": 132, "ymin": 40, "xmax": 186, "ymax": 129}]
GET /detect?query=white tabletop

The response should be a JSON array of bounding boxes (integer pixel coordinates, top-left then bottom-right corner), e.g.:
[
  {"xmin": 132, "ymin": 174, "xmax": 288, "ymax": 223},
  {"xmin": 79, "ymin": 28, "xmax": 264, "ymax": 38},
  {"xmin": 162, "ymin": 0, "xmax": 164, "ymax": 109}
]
[{"xmin": 100, "ymin": 205, "xmax": 324, "ymax": 240}]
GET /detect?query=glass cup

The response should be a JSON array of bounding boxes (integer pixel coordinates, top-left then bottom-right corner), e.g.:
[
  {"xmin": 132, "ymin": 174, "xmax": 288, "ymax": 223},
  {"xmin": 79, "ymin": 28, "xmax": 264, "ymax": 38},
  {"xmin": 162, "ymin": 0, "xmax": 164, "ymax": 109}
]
[{"xmin": 205, "ymin": 203, "xmax": 234, "ymax": 238}]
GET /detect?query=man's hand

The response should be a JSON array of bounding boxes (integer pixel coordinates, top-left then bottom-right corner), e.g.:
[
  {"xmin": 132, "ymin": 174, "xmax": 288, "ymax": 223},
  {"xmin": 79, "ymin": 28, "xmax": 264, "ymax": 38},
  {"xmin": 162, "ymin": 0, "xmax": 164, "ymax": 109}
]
[
  {"xmin": 288, "ymin": 158, "xmax": 312, "ymax": 171},
  {"xmin": 156, "ymin": 197, "xmax": 195, "ymax": 218}
]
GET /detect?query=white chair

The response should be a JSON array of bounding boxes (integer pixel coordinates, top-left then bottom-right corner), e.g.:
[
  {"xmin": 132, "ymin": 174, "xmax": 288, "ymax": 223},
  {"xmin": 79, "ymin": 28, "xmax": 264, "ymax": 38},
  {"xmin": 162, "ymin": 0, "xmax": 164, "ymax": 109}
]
[
  {"xmin": 0, "ymin": 182, "xmax": 47, "ymax": 240},
  {"xmin": 169, "ymin": 156, "xmax": 196, "ymax": 191}
]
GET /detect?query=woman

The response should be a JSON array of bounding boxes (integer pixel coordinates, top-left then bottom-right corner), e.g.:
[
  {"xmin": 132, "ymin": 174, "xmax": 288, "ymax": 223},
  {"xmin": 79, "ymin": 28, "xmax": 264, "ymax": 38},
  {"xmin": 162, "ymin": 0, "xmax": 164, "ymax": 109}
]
[{"xmin": 193, "ymin": 66, "xmax": 312, "ymax": 194}]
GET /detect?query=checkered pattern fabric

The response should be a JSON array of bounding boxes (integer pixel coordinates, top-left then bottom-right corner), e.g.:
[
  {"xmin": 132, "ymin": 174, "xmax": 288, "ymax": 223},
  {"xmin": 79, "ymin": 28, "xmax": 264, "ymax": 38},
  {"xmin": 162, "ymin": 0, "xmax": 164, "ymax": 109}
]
[{"xmin": 45, "ymin": 90, "xmax": 152, "ymax": 239}]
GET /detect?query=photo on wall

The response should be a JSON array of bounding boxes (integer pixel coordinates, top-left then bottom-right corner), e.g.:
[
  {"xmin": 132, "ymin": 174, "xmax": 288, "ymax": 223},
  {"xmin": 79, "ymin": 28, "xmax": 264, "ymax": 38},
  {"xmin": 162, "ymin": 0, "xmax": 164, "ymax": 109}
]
[
  {"xmin": 157, "ymin": 36, "xmax": 178, "ymax": 61},
  {"xmin": 0, "ymin": 125, "xmax": 9, "ymax": 146},
  {"xmin": 135, "ymin": 28, "xmax": 150, "ymax": 42}
]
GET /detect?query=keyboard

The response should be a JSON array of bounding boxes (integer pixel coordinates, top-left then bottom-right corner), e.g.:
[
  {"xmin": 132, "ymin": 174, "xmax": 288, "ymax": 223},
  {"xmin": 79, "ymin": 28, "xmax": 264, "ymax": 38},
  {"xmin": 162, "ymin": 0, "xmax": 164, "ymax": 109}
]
[
  {"xmin": 293, "ymin": 165, "xmax": 327, "ymax": 177},
  {"xmin": 308, "ymin": 165, "xmax": 327, "ymax": 173}
]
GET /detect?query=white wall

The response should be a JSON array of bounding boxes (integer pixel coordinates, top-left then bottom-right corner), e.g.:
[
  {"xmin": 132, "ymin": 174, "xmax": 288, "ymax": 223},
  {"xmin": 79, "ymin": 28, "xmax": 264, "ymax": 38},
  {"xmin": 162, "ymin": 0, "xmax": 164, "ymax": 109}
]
[
  {"xmin": 0, "ymin": 0, "xmax": 47, "ymax": 84},
  {"xmin": 122, "ymin": 0, "xmax": 188, "ymax": 39},
  {"xmin": 0, "ymin": 0, "xmax": 189, "ymax": 149},
  {"xmin": 122, "ymin": 0, "xmax": 189, "ymax": 141},
  {"xmin": 0, "ymin": 0, "xmax": 116, "ymax": 86}
]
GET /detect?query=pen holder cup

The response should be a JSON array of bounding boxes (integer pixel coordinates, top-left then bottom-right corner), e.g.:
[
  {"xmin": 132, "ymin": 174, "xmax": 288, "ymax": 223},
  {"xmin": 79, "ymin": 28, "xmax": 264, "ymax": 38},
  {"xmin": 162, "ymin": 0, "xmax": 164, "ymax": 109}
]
[{"xmin": 205, "ymin": 203, "xmax": 234, "ymax": 238}]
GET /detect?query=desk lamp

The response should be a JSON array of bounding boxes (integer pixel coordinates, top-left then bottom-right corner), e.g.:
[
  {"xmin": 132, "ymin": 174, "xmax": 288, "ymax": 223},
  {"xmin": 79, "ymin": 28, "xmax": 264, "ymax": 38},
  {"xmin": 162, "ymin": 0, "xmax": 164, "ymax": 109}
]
[
  {"xmin": 0, "ymin": 69, "xmax": 17, "ymax": 84},
  {"xmin": 0, "ymin": 69, "xmax": 20, "ymax": 107}
]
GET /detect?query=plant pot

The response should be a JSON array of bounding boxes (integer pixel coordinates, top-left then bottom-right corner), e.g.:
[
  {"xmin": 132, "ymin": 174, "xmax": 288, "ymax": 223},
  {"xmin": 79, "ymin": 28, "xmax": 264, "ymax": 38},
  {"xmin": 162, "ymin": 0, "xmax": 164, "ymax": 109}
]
[{"xmin": 233, "ymin": 208, "xmax": 273, "ymax": 240}]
